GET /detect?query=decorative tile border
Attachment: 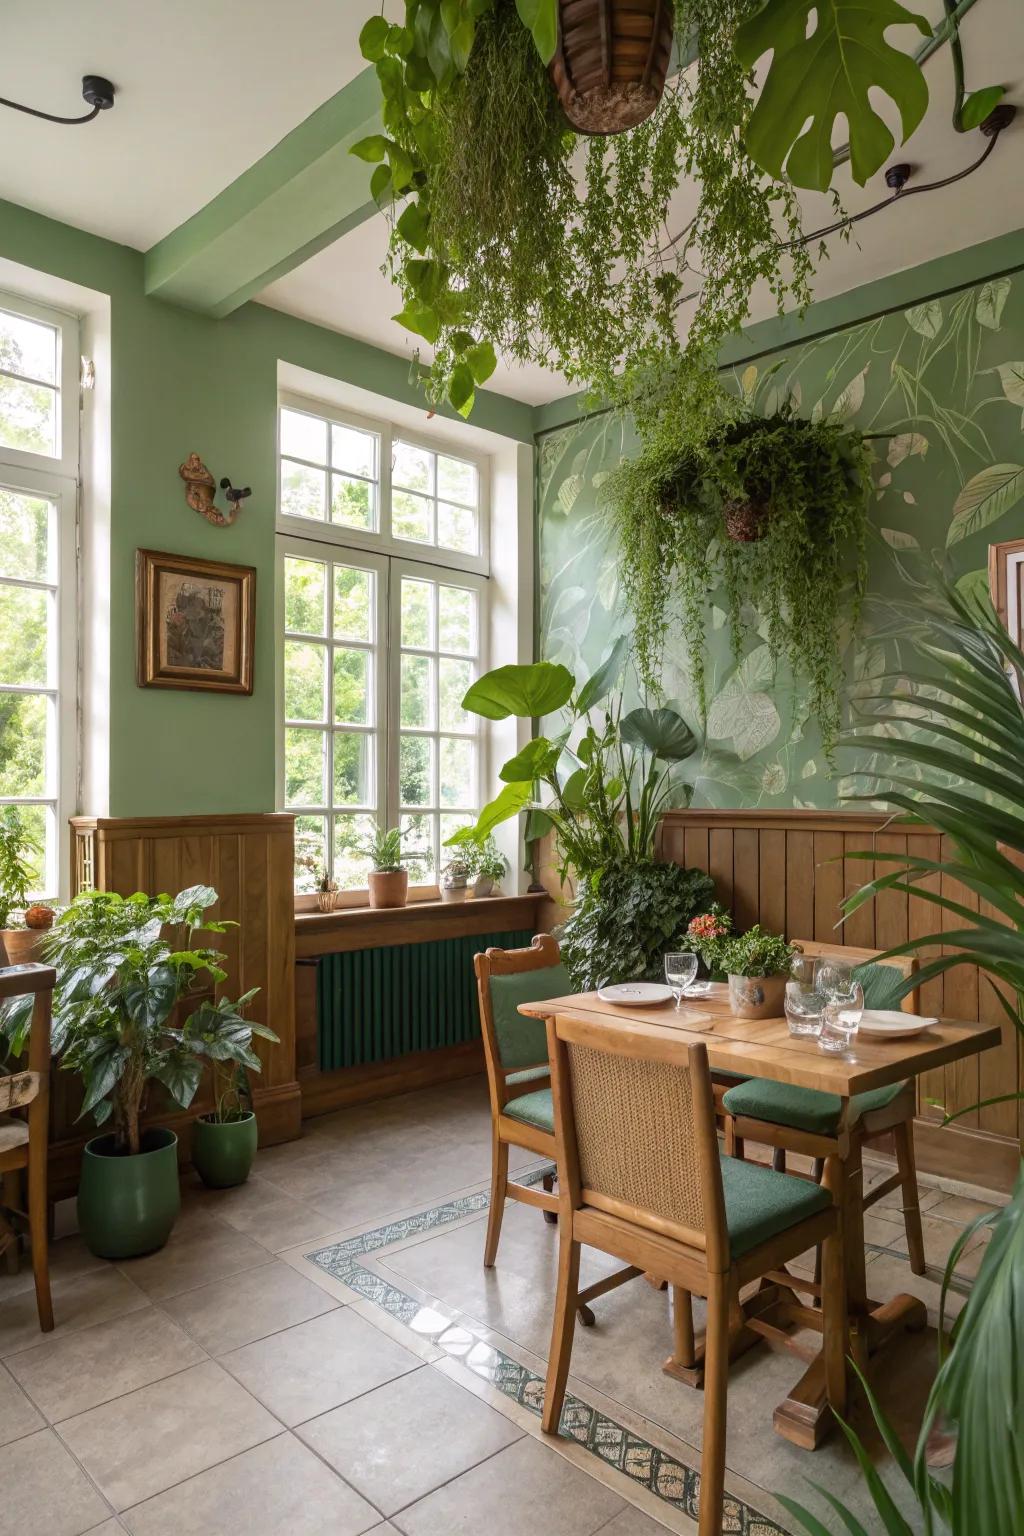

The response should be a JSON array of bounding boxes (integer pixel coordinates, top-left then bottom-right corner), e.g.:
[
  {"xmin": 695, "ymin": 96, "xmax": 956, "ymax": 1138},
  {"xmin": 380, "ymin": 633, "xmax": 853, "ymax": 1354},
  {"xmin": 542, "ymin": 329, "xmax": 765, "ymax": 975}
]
[{"xmin": 307, "ymin": 1165, "xmax": 788, "ymax": 1536}]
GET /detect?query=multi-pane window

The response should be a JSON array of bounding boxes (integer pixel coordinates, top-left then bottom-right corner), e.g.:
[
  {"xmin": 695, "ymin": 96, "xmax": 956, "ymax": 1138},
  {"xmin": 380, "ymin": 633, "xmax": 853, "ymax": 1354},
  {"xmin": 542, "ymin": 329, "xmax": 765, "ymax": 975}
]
[
  {"xmin": 0, "ymin": 298, "xmax": 77, "ymax": 900},
  {"xmin": 278, "ymin": 397, "xmax": 489, "ymax": 898}
]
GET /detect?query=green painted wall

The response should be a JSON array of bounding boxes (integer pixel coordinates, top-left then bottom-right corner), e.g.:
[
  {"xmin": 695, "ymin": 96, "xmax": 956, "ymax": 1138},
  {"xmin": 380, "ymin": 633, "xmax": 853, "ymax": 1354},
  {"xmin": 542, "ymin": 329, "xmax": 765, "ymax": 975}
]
[
  {"xmin": 537, "ymin": 256, "xmax": 1024, "ymax": 809},
  {"xmin": 0, "ymin": 198, "xmax": 533, "ymax": 819}
]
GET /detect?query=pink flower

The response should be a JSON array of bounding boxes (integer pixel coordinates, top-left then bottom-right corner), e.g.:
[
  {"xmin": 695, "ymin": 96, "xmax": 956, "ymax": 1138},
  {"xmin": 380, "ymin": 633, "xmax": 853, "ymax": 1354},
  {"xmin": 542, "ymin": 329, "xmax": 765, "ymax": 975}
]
[{"xmin": 689, "ymin": 913, "xmax": 727, "ymax": 940}]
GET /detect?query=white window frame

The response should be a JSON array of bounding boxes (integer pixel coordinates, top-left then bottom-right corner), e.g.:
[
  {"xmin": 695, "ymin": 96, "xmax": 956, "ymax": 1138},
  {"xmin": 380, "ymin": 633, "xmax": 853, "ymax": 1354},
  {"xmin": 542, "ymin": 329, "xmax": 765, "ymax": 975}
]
[
  {"xmin": 0, "ymin": 284, "xmax": 80, "ymax": 900},
  {"xmin": 277, "ymin": 389, "xmax": 490, "ymax": 577}
]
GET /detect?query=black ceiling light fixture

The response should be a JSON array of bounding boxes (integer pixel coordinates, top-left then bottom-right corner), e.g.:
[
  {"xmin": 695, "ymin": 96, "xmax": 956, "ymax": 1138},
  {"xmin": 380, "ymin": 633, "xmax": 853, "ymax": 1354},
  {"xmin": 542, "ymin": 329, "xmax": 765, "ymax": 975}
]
[{"xmin": 0, "ymin": 74, "xmax": 114, "ymax": 125}]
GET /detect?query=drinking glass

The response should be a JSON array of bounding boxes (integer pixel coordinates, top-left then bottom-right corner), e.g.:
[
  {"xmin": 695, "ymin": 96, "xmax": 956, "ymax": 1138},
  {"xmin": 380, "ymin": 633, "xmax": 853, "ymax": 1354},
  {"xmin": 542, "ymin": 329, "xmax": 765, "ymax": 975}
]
[
  {"xmin": 817, "ymin": 961, "xmax": 853, "ymax": 1001},
  {"xmin": 784, "ymin": 979, "xmax": 823, "ymax": 1037},
  {"xmin": 789, "ymin": 952, "xmax": 818, "ymax": 988},
  {"xmin": 665, "ymin": 952, "xmax": 698, "ymax": 1009},
  {"xmin": 817, "ymin": 981, "xmax": 864, "ymax": 1054}
]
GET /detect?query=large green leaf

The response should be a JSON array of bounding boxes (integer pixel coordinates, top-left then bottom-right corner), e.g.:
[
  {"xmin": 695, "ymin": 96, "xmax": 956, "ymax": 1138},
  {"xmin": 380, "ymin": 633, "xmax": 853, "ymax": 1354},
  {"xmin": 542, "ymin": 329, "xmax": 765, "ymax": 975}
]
[
  {"xmin": 947, "ymin": 464, "xmax": 1024, "ymax": 546},
  {"xmin": 454, "ymin": 780, "xmax": 533, "ymax": 841},
  {"xmin": 515, "ymin": 0, "xmax": 558, "ymax": 63},
  {"xmin": 620, "ymin": 707, "xmax": 698, "ymax": 762},
  {"xmin": 576, "ymin": 635, "xmax": 629, "ymax": 715},
  {"xmin": 735, "ymin": 0, "xmax": 932, "ymax": 191},
  {"xmin": 462, "ymin": 661, "xmax": 574, "ymax": 721},
  {"xmin": 498, "ymin": 736, "xmax": 562, "ymax": 784}
]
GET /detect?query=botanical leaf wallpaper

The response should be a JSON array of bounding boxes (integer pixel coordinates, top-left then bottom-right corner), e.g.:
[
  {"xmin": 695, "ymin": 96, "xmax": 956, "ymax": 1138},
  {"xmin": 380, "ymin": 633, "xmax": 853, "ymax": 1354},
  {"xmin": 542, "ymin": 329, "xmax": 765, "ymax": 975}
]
[{"xmin": 537, "ymin": 272, "xmax": 1024, "ymax": 809}]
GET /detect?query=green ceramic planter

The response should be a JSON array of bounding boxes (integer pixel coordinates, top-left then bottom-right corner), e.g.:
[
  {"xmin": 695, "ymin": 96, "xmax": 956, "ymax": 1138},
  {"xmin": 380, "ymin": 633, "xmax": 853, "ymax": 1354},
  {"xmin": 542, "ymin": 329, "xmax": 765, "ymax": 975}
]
[
  {"xmin": 191, "ymin": 1111, "xmax": 258, "ymax": 1189},
  {"xmin": 77, "ymin": 1128, "xmax": 180, "ymax": 1260}
]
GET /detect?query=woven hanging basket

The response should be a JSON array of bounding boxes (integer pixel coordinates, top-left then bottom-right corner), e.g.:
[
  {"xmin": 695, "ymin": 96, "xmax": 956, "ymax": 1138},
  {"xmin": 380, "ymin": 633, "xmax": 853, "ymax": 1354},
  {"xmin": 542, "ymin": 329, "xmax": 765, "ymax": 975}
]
[
  {"xmin": 723, "ymin": 499, "xmax": 769, "ymax": 543},
  {"xmin": 550, "ymin": 0, "xmax": 675, "ymax": 136}
]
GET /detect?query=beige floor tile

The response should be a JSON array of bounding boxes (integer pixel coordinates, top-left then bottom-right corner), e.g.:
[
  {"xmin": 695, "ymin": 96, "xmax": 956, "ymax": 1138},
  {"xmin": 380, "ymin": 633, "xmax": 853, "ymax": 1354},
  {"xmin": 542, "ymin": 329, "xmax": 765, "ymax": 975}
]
[
  {"xmin": 222, "ymin": 1305, "xmax": 422, "ymax": 1426},
  {"xmin": 162, "ymin": 1258, "xmax": 339, "ymax": 1354},
  {"xmin": 81, "ymin": 1524, "xmax": 123, "ymax": 1535},
  {"xmin": 57, "ymin": 1359, "xmax": 279, "ymax": 1511},
  {"xmin": 0, "ymin": 1234, "xmax": 105, "ymax": 1303},
  {"xmin": 391, "ymin": 1434, "xmax": 625, "ymax": 1536},
  {"xmin": 0, "ymin": 1426, "xmax": 111, "ymax": 1536},
  {"xmin": 115, "ymin": 1220, "xmax": 272, "ymax": 1301},
  {"xmin": 0, "ymin": 1269, "xmax": 150, "ymax": 1360},
  {"xmin": 866, "ymin": 1212, "xmax": 989, "ymax": 1277},
  {"xmin": 929, "ymin": 1193, "xmax": 1003, "ymax": 1226},
  {"xmin": 596, "ymin": 1507, "xmax": 675, "ymax": 1535},
  {"xmin": 0, "ymin": 1359, "xmax": 44, "ymax": 1446},
  {"xmin": 299, "ymin": 1365, "xmax": 524, "ymax": 1516},
  {"xmin": 188, "ymin": 1178, "xmax": 340, "ymax": 1253},
  {"xmin": 8, "ymin": 1307, "xmax": 205, "ymax": 1422},
  {"xmin": 121, "ymin": 1431, "xmax": 379, "ymax": 1536}
]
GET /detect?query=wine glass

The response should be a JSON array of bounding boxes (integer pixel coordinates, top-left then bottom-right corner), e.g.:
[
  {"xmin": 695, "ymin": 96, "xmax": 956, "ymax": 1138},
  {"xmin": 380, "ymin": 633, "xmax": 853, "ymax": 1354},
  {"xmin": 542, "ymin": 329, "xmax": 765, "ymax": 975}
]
[
  {"xmin": 665, "ymin": 952, "xmax": 698, "ymax": 1009},
  {"xmin": 784, "ymin": 979, "xmax": 823, "ymax": 1037},
  {"xmin": 818, "ymin": 981, "xmax": 864, "ymax": 1054}
]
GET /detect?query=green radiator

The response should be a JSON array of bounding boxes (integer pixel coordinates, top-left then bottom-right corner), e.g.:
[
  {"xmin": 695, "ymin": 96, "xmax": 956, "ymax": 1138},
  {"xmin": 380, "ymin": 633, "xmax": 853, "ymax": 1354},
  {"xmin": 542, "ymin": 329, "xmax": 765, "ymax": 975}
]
[{"xmin": 317, "ymin": 928, "xmax": 535, "ymax": 1071}]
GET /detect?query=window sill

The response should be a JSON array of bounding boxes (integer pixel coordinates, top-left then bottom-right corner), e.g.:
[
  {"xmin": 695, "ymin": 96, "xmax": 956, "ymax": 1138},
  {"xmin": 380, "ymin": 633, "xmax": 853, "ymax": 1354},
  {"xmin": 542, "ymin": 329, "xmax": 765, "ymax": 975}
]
[{"xmin": 294, "ymin": 891, "xmax": 548, "ymax": 957}]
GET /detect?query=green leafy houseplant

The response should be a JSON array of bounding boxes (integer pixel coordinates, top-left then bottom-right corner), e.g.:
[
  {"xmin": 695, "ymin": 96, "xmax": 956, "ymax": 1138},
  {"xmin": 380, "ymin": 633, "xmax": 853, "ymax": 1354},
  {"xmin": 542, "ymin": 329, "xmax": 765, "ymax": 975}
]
[
  {"xmin": 608, "ymin": 398, "xmax": 872, "ymax": 751},
  {"xmin": 716, "ymin": 925, "xmax": 794, "ymax": 978},
  {"xmin": 359, "ymin": 825, "xmax": 406, "ymax": 871},
  {"xmin": 0, "ymin": 805, "xmax": 40, "ymax": 931},
  {"xmin": 686, "ymin": 904, "xmax": 734, "ymax": 980},
  {"xmin": 467, "ymin": 836, "xmax": 508, "ymax": 894},
  {"xmin": 450, "ymin": 643, "xmax": 713, "ymax": 986}
]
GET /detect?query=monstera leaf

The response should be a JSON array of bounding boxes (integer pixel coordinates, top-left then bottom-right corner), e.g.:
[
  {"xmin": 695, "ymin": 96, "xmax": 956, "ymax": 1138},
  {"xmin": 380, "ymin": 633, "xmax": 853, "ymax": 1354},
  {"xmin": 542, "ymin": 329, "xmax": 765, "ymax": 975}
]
[
  {"xmin": 735, "ymin": 0, "xmax": 932, "ymax": 191},
  {"xmin": 461, "ymin": 661, "xmax": 573, "ymax": 721},
  {"xmin": 620, "ymin": 708, "xmax": 698, "ymax": 762}
]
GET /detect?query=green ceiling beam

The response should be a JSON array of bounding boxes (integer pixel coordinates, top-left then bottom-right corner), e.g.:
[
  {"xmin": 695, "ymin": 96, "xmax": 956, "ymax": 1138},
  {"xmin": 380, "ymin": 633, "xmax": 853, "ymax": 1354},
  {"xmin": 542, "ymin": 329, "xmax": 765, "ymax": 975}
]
[{"xmin": 144, "ymin": 69, "xmax": 381, "ymax": 317}]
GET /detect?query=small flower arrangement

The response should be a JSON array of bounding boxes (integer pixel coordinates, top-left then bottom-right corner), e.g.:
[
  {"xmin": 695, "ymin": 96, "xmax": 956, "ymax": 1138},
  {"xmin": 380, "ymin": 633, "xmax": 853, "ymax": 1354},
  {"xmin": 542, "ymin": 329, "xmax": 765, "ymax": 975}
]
[{"xmin": 687, "ymin": 904, "xmax": 733, "ymax": 981}]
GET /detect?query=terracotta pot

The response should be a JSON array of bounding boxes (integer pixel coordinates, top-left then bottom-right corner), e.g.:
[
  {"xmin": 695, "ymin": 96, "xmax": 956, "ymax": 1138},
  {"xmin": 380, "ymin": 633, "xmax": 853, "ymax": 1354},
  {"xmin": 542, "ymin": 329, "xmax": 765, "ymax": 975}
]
[
  {"xmin": 0, "ymin": 929, "xmax": 46, "ymax": 967},
  {"xmin": 368, "ymin": 868, "xmax": 408, "ymax": 909},
  {"xmin": 727, "ymin": 973, "xmax": 787, "ymax": 1021},
  {"xmin": 551, "ymin": 0, "xmax": 675, "ymax": 135}
]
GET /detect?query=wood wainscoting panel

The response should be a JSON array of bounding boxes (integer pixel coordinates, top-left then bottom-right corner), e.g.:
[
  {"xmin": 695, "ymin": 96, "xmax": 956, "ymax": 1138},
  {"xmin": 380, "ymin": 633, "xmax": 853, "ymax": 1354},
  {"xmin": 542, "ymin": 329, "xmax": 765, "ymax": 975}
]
[
  {"xmin": 57, "ymin": 814, "xmax": 300, "ymax": 1197},
  {"xmin": 659, "ymin": 808, "xmax": 1020, "ymax": 1194}
]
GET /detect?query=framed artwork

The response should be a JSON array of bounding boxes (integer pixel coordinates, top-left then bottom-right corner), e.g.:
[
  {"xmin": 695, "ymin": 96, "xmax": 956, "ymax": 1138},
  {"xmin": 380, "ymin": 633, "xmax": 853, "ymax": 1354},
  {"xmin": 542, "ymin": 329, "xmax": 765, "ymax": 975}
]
[
  {"xmin": 136, "ymin": 548, "xmax": 255, "ymax": 694},
  {"xmin": 989, "ymin": 536, "xmax": 1024, "ymax": 650}
]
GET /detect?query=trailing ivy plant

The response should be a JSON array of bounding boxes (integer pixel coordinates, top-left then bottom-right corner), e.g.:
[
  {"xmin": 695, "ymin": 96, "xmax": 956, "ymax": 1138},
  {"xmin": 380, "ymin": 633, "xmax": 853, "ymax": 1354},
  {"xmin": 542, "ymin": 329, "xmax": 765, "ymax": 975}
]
[
  {"xmin": 353, "ymin": 0, "xmax": 817, "ymax": 423},
  {"xmin": 607, "ymin": 391, "xmax": 872, "ymax": 755}
]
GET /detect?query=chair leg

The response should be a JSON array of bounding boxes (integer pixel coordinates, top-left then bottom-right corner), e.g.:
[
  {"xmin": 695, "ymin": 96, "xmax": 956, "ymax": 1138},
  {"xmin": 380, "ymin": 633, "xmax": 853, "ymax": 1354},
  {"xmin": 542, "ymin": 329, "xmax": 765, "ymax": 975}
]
[
  {"xmin": 821, "ymin": 1221, "xmax": 848, "ymax": 1421},
  {"xmin": 541, "ymin": 1227, "xmax": 581, "ymax": 1435},
  {"xmin": 893, "ymin": 1120, "xmax": 926, "ymax": 1276},
  {"xmin": 1, "ymin": 1171, "xmax": 21, "ymax": 1276},
  {"xmin": 27, "ymin": 1149, "xmax": 53, "ymax": 1333},
  {"xmin": 771, "ymin": 1146, "xmax": 786, "ymax": 1173},
  {"xmin": 698, "ymin": 1274, "xmax": 730, "ymax": 1536},
  {"xmin": 483, "ymin": 1131, "xmax": 509, "ymax": 1269},
  {"xmin": 811, "ymin": 1157, "xmax": 825, "ymax": 1302},
  {"xmin": 670, "ymin": 1284, "xmax": 695, "ymax": 1369},
  {"xmin": 542, "ymin": 1169, "xmax": 558, "ymax": 1226},
  {"xmin": 723, "ymin": 1118, "xmax": 744, "ymax": 1160}
]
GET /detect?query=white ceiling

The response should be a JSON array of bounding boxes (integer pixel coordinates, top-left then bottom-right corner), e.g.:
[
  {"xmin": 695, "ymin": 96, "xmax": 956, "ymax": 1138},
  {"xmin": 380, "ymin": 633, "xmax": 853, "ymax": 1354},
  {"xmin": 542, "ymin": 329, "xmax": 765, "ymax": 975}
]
[{"xmin": 0, "ymin": 0, "xmax": 1020, "ymax": 406}]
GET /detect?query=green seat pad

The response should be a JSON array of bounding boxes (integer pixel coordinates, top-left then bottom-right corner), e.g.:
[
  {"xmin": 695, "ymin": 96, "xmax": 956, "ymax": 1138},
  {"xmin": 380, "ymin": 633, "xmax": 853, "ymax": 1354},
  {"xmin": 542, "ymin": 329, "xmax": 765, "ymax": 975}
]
[
  {"xmin": 723, "ymin": 1077, "xmax": 907, "ymax": 1135},
  {"xmin": 503, "ymin": 1087, "xmax": 554, "ymax": 1134},
  {"xmin": 721, "ymin": 1155, "xmax": 832, "ymax": 1258},
  {"xmin": 853, "ymin": 960, "xmax": 911, "ymax": 1012},
  {"xmin": 488, "ymin": 962, "xmax": 571, "ymax": 1072}
]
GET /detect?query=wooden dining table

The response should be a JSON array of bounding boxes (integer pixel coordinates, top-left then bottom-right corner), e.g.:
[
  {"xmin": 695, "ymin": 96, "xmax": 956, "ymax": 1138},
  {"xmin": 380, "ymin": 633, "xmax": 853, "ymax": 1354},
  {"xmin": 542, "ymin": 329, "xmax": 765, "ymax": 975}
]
[{"xmin": 519, "ymin": 984, "xmax": 1001, "ymax": 1447}]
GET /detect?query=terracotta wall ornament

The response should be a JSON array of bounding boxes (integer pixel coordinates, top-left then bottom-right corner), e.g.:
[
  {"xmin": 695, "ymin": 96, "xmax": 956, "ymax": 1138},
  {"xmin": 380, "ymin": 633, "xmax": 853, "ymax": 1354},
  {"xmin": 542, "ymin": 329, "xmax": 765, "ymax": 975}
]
[{"xmin": 178, "ymin": 453, "xmax": 251, "ymax": 527}]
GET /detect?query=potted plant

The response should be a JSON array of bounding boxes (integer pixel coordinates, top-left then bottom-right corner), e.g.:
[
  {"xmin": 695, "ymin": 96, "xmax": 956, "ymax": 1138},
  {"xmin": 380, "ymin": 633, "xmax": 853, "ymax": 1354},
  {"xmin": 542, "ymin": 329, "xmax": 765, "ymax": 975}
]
[
  {"xmin": 686, "ymin": 905, "xmax": 734, "ymax": 982},
  {"xmin": 357, "ymin": 826, "xmax": 424, "ymax": 909},
  {"xmin": 191, "ymin": 1055, "xmax": 273, "ymax": 1190},
  {"xmin": 717, "ymin": 926, "xmax": 795, "ymax": 1020},
  {"xmin": 315, "ymin": 867, "xmax": 339, "ymax": 913},
  {"xmin": 469, "ymin": 837, "xmax": 507, "ymax": 898},
  {"xmin": 440, "ymin": 858, "xmax": 472, "ymax": 904},
  {"xmin": 2, "ymin": 885, "xmax": 277, "ymax": 1259},
  {"xmin": 0, "ymin": 808, "xmax": 51, "ymax": 966}
]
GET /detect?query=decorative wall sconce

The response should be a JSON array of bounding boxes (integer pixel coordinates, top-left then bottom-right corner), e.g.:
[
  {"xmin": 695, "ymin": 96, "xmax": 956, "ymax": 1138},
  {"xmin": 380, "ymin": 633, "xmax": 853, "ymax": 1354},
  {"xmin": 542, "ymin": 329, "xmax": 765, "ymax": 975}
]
[{"xmin": 178, "ymin": 453, "xmax": 252, "ymax": 528}]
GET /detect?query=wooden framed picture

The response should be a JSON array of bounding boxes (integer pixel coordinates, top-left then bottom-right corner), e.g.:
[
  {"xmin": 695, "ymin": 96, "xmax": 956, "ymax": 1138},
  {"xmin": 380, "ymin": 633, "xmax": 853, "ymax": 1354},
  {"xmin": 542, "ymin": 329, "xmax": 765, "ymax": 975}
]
[
  {"xmin": 989, "ymin": 535, "xmax": 1024, "ymax": 649},
  {"xmin": 136, "ymin": 548, "xmax": 256, "ymax": 694}
]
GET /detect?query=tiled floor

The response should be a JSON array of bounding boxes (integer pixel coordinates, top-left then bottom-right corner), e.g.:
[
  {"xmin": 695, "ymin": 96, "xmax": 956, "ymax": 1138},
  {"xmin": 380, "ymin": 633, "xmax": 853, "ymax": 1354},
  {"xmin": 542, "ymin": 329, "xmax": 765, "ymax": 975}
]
[{"xmin": 0, "ymin": 1076, "xmax": 1002, "ymax": 1536}]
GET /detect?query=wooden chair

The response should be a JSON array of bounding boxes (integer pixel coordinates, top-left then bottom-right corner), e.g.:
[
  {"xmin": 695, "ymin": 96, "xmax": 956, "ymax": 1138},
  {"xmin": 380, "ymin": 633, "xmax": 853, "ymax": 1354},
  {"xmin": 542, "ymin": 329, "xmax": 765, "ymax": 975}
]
[
  {"xmin": 474, "ymin": 935, "xmax": 638, "ymax": 1323},
  {"xmin": 541, "ymin": 1011, "xmax": 847, "ymax": 1536},
  {"xmin": 723, "ymin": 941, "xmax": 926, "ymax": 1276},
  {"xmin": 0, "ymin": 963, "xmax": 55, "ymax": 1332}
]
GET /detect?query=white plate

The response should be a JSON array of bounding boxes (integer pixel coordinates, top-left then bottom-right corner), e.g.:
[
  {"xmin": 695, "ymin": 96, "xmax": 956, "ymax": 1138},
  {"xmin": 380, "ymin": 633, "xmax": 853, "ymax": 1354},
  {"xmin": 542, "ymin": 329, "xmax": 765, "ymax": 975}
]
[
  {"xmin": 859, "ymin": 1009, "xmax": 937, "ymax": 1039},
  {"xmin": 597, "ymin": 982, "xmax": 674, "ymax": 1007}
]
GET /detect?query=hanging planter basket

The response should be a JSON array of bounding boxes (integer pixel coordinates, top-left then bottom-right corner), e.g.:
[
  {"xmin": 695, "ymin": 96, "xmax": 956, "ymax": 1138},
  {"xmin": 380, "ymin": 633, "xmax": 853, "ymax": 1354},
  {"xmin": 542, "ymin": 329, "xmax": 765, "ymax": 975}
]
[
  {"xmin": 550, "ymin": 0, "xmax": 675, "ymax": 136},
  {"xmin": 723, "ymin": 498, "xmax": 769, "ymax": 543}
]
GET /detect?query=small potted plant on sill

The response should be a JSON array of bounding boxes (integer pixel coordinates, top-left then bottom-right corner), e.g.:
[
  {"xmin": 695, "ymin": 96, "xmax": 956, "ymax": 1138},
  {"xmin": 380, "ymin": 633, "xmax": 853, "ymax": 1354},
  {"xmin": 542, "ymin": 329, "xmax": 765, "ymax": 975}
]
[
  {"xmin": 440, "ymin": 858, "xmax": 472, "ymax": 904},
  {"xmin": 0, "ymin": 808, "xmax": 53, "ymax": 966},
  {"xmin": 315, "ymin": 867, "xmax": 339, "ymax": 913},
  {"xmin": 357, "ymin": 826, "xmax": 427, "ymax": 910},
  {"xmin": 717, "ymin": 926, "xmax": 795, "ymax": 1020},
  {"xmin": 469, "ymin": 837, "xmax": 508, "ymax": 898},
  {"xmin": 1, "ymin": 885, "xmax": 277, "ymax": 1259}
]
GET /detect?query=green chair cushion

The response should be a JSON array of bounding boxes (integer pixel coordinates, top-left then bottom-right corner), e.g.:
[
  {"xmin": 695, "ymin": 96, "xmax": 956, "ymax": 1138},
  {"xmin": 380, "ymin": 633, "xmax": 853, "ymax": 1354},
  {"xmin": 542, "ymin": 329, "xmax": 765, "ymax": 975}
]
[
  {"xmin": 506, "ymin": 1065, "xmax": 551, "ymax": 1088},
  {"xmin": 721, "ymin": 1155, "xmax": 832, "ymax": 1258},
  {"xmin": 503, "ymin": 1087, "xmax": 554, "ymax": 1134},
  {"xmin": 722, "ymin": 1077, "xmax": 908, "ymax": 1135},
  {"xmin": 488, "ymin": 961, "xmax": 570, "ymax": 1072},
  {"xmin": 852, "ymin": 960, "xmax": 911, "ymax": 1012}
]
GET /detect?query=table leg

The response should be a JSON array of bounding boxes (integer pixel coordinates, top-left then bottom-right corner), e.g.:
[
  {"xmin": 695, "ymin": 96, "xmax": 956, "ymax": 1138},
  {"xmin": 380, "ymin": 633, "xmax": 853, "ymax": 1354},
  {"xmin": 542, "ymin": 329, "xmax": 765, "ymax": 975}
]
[{"xmin": 772, "ymin": 1142, "xmax": 927, "ymax": 1450}]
